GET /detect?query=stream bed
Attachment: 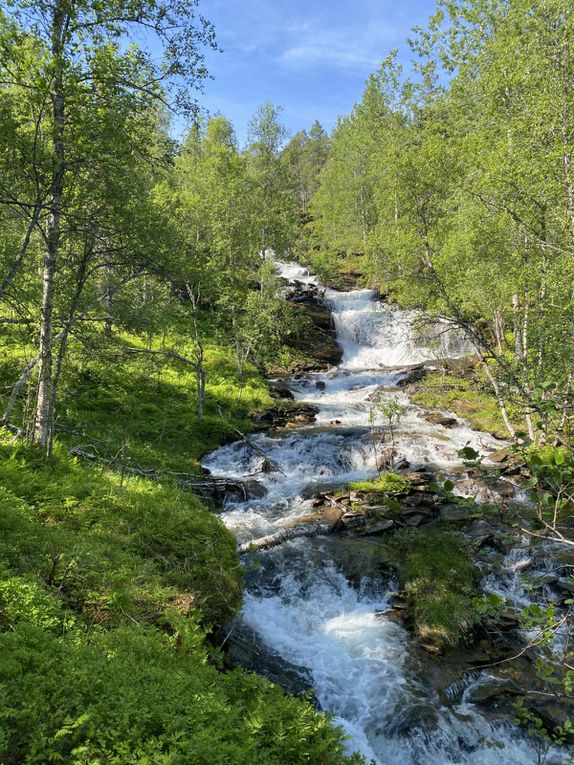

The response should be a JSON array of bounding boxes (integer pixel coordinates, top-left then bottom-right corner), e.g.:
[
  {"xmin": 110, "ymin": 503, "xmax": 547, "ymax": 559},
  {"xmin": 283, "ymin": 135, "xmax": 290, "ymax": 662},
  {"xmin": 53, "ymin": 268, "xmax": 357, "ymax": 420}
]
[{"xmin": 203, "ymin": 263, "xmax": 569, "ymax": 765}]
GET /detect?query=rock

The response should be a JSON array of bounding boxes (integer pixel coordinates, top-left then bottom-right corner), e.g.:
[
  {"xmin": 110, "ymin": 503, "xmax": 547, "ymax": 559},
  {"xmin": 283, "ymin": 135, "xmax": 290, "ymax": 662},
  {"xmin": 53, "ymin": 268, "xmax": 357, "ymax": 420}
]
[
  {"xmin": 404, "ymin": 513, "xmax": 425, "ymax": 527},
  {"xmin": 403, "ymin": 471, "xmax": 433, "ymax": 486},
  {"xmin": 242, "ymin": 479, "xmax": 268, "ymax": 499},
  {"xmin": 268, "ymin": 380, "xmax": 294, "ymax": 400},
  {"xmin": 466, "ymin": 678, "xmax": 520, "ymax": 705},
  {"xmin": 340, "ymin": 512, "xmax": 365, "ymax": 531},
  {"xmin": 394, "ymin": 364, "xmax": 428, "ymax": 387},
  {"xmin": 423, "ymin": 412, "xmax": 459, "ymax": 428},
  {"xmin": 489, "ymin": 450, "xmax": 510, "ymax": 463},
  {"xmin": 255, "ymin": 457, "xmax": 275, "ymax": 474},
  {"xmin": 394, "ymin": 458, "xmax": 411, "ymax": 471},
  {"xmin": 321, "ymin": 506, "xmax": 343, "ymax": 530},
  {"xmin": 315, "ymin": 380, "xmax": 326, "ymax": 390},
  {"xmin": 556, "ymin": 577, "xmax": 574, "ymax": 594},
  {"xmin": 221, "ymin": 624, "xmax": 313, "ymax": 698},
  {"xmin": 359, "ymin": 519, "xmax": 395, "ymax": 535},
  {"xmin": 514, "ymin": 557, "xmax": 532, "ymax": 573},
  {"xmin": 404, "ymin": 493, "xmax": 425, "ymax": 507},
  {"xmin": 440, "ymin": 504, "xmax": 471, "ymax": 522},
  {"xmin": 301, "ymin": 302, "xmax": 335, "ymax": 332},
  {"xmin": 384, "ymin": 702, "xmax": 439, "ymax": 736},
  {"xmin": 463, "ymin": 519, "xmax": 498, "ymax": 546},
  {"xmin": 251, "ymin": 404, "xmax": 318, "ymax": 428}
]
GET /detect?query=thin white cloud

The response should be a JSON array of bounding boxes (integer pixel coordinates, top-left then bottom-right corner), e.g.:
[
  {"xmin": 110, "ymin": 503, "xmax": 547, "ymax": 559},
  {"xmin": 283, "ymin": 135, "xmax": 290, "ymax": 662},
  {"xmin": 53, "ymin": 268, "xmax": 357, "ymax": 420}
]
[{"xmin": 279, "ymin": 18, "xmax": 400, "ymax": 71}]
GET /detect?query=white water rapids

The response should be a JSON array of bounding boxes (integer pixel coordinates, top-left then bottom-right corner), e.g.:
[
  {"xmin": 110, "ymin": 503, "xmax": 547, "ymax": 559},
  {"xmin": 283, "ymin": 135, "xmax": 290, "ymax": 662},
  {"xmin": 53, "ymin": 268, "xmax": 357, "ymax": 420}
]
[{"xmin": 203, "ymin": 263, "xmax": 564, "ymax": 765}]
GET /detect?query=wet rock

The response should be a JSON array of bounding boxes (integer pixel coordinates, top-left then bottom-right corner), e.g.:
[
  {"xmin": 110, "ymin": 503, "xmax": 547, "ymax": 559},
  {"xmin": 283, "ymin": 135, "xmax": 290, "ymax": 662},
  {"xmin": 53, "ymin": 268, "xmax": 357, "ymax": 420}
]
[
  {"xmin": 404, "ymin": 493, "xmax": 425, "ymax": 507},
  {"xmin": 321, "ymin": 506, "xmax": 344, "ymax": 531},
  {"xmin": 466, "ymin": 678, "xmax": 520, "ymax": 706},
  {"xmin": 462, "ymin": 519, "xmax": 499, "ymax": 546},
  {"xmin": 404, "ymin": 513, "xmax": 425, "ymax": 527},
  {"xmin": 359, "ymin": 519, "xmax": 395, "ymax": 535},
  {"xmin": 340, "ymin": 512, "xmax": 365, "ymax": 531},
  {"xmin": 221, "ymin": 624, "xmax": 313, "ymax": 699},
  {"xmin": 556, "ymin": 577, "xmax": 574, "ymax": 594},
  {"xmin": 384, "ymin": 702, "xmax": 439, "ymax": 736},
  {"xmin": 301, "ymin": 302, "xmax": 336, "ymax": 332},
  {"xmin": 514, "ymin": 557, "xmax": 533, "ymax": 573},
  {"xmin": 403, "ymin": 471, "xmax": 434, "ymax": 487},
  {"xmin": 241, "ymin": 479, "xmax": 268, "ymax": 499},
  {"xmin": 204, "ymin": 478, "xmax": 268, "ymax": 504},
  {"xmin": 315, "ymin": 380, "xmax": 326, "ymax": 390},
  {"xmin": 394, "ymin": 458, "xmax": 411, "ymax": 471},
  {"xmin": 395, "ymin": 364, "xmax": 428, "ymax": 387},
  {"xmin": 423, "ymin": 412, "xmax": 459, "ymax": 428},
  {"xmin": 255, "ymin": 457, "xmax": 275, "ymax": 474},
  {"xmin": 454, "ymin": 477, "xmax": 516, "ymax": 502},
  {"xmin": 268, "ymin": 380, "xmax": 295, "ymax": 400},
  {"xmin": 251, "ymin": 404, "xmax": 318, "ymax": 428}
]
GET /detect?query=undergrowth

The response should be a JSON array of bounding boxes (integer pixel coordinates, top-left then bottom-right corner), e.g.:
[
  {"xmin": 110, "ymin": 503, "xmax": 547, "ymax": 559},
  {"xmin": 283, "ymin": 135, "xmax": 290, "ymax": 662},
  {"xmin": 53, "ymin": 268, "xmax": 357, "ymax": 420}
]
[{"xmin": 0, "ymin": 437, "xmax": 360, "ymax": 763}]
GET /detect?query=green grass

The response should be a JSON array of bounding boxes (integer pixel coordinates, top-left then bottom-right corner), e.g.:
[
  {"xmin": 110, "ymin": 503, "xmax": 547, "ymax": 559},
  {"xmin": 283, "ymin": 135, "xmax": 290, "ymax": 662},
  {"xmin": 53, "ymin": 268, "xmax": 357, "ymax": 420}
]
[
  {"xmin": 0, "ymin": 323, "xmax": 273, "ymax": 473},
  {"xmin": 0, "ymin": 437, "xmax": 360, "ymax": 764},
  {"xmin": 410, "ymin": 370, "xmax": 513, "ymax": 439},
  {"xmin": 392, "ymin": 529, "xmax": 479, "ymax": 648},
  {"xmin": 348, "ymin": 472, "xmax": 410, "ymax": 496}
]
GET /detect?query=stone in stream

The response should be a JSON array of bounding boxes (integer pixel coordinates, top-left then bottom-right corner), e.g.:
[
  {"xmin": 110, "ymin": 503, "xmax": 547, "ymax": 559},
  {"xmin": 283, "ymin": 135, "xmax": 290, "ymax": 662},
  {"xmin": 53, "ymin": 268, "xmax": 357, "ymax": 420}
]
[
  {"xmin": 391, "ymin": 363, "xmax": 429, "ymax": 387},
  {"xmin": 268, "ymin": 379, "xmax": 294, "ymax": 400},
  {"xmin": 423, "ymin": 412, "xmax": 459, "ymax": 428}
]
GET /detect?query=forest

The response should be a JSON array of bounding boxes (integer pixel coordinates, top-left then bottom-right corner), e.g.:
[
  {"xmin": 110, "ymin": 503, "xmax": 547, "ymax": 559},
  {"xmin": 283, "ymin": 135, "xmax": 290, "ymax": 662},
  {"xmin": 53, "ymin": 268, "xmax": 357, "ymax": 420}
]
[{"xmin": 0, "ymin": 0, "xmax": 573, "ymax": 763}]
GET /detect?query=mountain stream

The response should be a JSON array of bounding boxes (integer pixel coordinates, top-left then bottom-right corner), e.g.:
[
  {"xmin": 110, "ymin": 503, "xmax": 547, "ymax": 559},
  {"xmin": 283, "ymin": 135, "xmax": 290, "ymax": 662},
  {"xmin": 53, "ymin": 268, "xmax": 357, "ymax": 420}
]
[{"xmin": 203, "ymin": 263, "xmax": 567, "ymax": 765}]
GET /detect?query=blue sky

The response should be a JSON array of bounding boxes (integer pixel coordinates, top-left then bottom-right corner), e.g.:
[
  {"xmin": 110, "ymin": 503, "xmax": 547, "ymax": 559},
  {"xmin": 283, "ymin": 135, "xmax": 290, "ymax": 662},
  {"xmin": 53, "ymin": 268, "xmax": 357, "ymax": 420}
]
[{"xmin": 196, "ymin": 0, "xmax": 437, "ymax": 146}]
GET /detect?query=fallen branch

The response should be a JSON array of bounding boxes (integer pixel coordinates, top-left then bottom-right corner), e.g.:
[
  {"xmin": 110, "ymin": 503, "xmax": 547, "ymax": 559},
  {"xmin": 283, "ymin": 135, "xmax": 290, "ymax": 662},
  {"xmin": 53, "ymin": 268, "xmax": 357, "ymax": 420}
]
[
  {"xmin": 239, "ymin": 521, "xmax": 332, "ymax": 555},
  {"xmin": 231, "ymin": 426, "xmax": 287, "ymax": 477}
]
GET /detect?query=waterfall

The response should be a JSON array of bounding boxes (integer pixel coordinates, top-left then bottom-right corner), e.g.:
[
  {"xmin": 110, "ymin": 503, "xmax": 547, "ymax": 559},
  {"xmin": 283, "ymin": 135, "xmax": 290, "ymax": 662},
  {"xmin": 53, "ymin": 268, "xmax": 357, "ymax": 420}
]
[{"xmin": 203, "ymin": 263, "xmax": 565, "ymax": 765}]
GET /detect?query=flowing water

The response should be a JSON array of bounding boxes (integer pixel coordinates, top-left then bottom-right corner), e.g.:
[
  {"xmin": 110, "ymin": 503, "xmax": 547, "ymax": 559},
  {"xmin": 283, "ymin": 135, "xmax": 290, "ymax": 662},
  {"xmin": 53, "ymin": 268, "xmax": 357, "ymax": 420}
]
[{"xmin": 203, "ymin": 263, "xmax": 565, "ymax": 765}]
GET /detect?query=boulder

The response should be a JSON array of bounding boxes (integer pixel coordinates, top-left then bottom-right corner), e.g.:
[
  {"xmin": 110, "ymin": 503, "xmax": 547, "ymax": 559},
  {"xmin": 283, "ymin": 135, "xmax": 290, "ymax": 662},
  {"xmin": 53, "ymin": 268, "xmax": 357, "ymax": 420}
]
[
  {"xmin": 268, "ymin": 380, "xmax": 294, "ymax": 400},
  {"xmin": 423, "ymin": 412, "xmax": 459, "ymax": 428},
  {"xmin": 395, "ymin": 364, "xmax": 429, "ymax": 387}
]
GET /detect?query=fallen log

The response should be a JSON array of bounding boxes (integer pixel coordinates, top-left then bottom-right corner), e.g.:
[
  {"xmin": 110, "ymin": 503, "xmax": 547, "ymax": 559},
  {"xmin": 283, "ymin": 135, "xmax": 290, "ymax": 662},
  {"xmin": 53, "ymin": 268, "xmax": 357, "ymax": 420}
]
[{"xmin": 239, "ymin": 521, "xmax": 332, "ymax": 555}]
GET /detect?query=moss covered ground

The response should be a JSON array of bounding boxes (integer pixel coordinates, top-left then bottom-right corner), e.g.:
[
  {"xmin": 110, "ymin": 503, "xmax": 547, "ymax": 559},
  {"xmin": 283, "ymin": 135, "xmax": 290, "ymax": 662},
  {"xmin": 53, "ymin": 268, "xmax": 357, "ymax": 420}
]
[
  {"xmin": 410, "ymin": 369, "xmax": 513, "ymax": 439},
  {"xmin": 0, "ymin": 324, "xmax": 360, "ymax": 763},
  {"xmin": 392, "ymin": 529, "xmax": 479, "ymax": 649}
]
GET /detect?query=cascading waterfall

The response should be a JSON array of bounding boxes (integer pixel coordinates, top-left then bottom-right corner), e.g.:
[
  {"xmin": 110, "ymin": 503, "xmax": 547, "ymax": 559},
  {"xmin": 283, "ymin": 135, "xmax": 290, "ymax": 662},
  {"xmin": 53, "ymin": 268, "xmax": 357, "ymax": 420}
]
[{"xmin": 203, "ymin": 262, "xmax": 564, "ymax": 765}]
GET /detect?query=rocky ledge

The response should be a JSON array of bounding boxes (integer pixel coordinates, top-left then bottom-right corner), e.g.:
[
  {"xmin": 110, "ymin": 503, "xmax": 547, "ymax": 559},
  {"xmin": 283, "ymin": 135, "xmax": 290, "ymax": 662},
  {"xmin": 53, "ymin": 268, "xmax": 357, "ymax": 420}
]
[{"xmin": 284, "ymin": 280, "xmax": 343, "ymax": 368}]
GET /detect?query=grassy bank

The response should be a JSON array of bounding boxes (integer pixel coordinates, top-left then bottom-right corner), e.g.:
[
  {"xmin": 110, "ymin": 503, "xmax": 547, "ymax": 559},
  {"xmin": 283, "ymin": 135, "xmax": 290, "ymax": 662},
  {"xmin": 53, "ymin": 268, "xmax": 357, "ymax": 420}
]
[
  {"xmin": 0, "ymin": 316, "xmax": 361, "ymax": 763},
  {"xmin": 410, "ymin": 369, "xmax": 512, "ymax": 439},
  {"xmin": 0, "ymin": 437, "xmax": 359, "ymax": 763}
]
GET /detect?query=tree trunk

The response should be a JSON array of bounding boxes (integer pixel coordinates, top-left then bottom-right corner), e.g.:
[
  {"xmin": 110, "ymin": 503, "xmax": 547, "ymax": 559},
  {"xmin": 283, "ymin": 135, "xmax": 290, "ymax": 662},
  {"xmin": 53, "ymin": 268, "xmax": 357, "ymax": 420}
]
[
  {"xmin": 186, "ymin": 283, "xmax": 206, "ymax": 418},
  {"xmin": 0, "ymin": 201, "xmax": 42, "ymax": 300},
  {"xmin": 33, "ymin": 4, "xmax": 67, "ymax": 453}
]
